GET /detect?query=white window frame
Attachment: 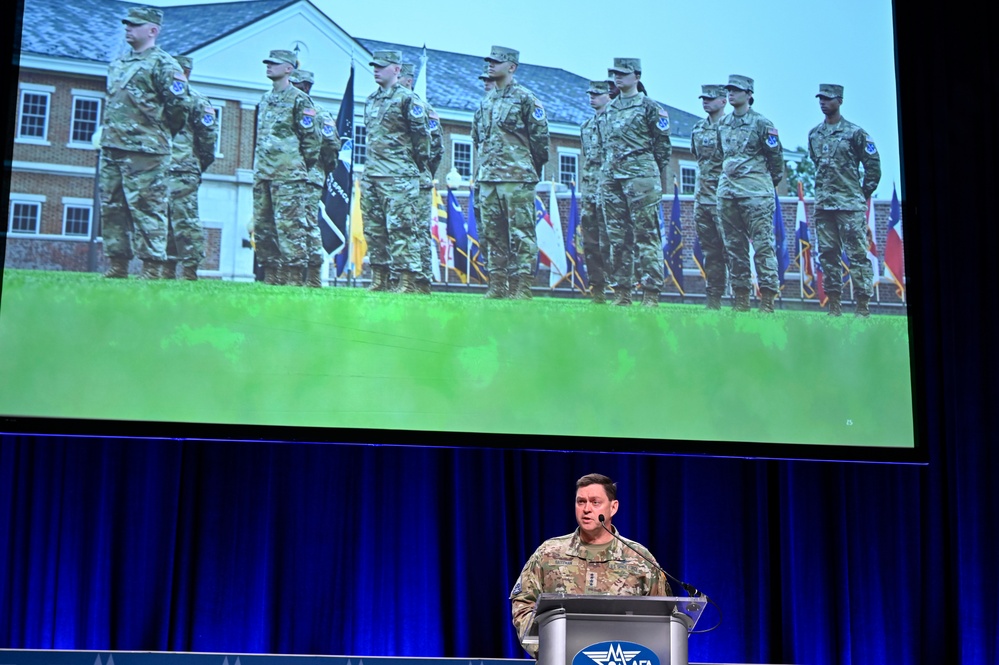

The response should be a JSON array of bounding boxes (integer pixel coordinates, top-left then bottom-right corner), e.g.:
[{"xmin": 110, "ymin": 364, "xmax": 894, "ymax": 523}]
[
  {"xmin": 62, "ymin": 197, "xmax": 93, "ymax": 237},
  {"xmin": 451, "ymin": 134, "xmax": 473, "ymax": 181},
  {"xmin": 557, "ymin": 148, "xmax": 580, "ymax": 188},
  {"xmin": 208, "ymin": 99, "xmax": 226, "ymax": 157},
  {"xmin": 8, "ymin": 194, "xmax": 46, "ymax": 235},
  {"xmin": 679, "ymin": 160, "xmax": 698, "ymax": 196},
  {"xmin": 353, "ymin": 124, "xmax": 367, "ymax": 167},
  {"xmin": 68, "ymin": 89, "xmax": 104, "ymax": 148},
  {"xmin": 16, "ymin": 83, "xmax": 55, "ymax": 145}
]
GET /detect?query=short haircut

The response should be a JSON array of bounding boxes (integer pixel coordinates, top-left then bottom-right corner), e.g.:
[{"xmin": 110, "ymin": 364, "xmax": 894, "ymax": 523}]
[{"xmin": 576, "ymin": 473, "xmax": 617, "ymax": 501}]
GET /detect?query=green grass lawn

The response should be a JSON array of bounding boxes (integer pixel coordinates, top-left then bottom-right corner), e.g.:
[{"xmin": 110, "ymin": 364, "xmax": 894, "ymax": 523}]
[{"xmin": 0, "ymin": 269, "xmax": 914, "ymax": 448}]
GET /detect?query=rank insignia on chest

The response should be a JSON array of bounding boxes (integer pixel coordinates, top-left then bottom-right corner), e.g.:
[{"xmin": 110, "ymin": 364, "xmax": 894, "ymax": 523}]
[
  {"xmin": 322, "ymin": 121, "xmax": 336, "ymax": 137},
  {"xmin": 411, "ymin": 104, "xmax": 425, "ymax": 118},
  {"xmin": 822, "ymin": 144, "xmax": 830, "ymax": 154},
  {"xmin": 865, "ymin": 137, "xmax": 878, "ymax": 154}
]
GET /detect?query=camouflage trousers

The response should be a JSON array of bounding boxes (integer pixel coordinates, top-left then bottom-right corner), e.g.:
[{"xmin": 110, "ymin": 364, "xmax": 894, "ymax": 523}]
[
  {"xmin": 580, "ymin": 195, "xmax": 610, "ymax": 288},
  {"xmin": 602, "ymin": 176, "xmax": 664, "ymax": 290},
  {"xmin": 478, "ymin": 181, "xmax": 537, "ymax": 279},
  {"xmin": 305, "ymin": 183, "xmax": 325, "ymax": 267},
  {"xmin": 252, "ymin": 178, "xmax": 312, "ymax": 270},
  {"xmin": 693, "ymin": 202, "xmax": 729, "ymax": 298},
  {"xmin": 419, "ymin": 187, "xmax": 436, "ymax": 283},
  {"xmin": 719, "ymin": 195, "xmax": 779, "ymax": 292},
  {"xmin": 814, "ymin": 209, "xmax": 873, "ymax": 298},
  {"xmin": 99, "ymin": 148, "xmax": 171, "ymax": 261},
  {"xmin": 166, "ymin": 170, "xmax": 205, "ymax": 266},
  {"xmin": 360, "ymin": 175, "xmax": 424, "ymax": 273}
]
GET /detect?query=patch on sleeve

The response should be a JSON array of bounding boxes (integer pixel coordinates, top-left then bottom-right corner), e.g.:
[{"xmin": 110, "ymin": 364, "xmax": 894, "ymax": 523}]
[
  {"xmin": 865, "ymin": 135, "xmax": 877, "ymax": 154},
  {"xmin": 656, "ymin": 107, "xmax": 670, "ymax": 131},
  {"xmin": 301, "ymin": 107, "xmax": 316, "ymax": 129},
  {"xmin": 532, "ymin": 99, "xmax": 546, "ymax": 121},
  {"xmin": 766, "ymin": 126, "xmax": 780, "ymax": 148},
  {"xmin": 173, "ymin": 70, "xmax": 188, "ymax": 82},
  {"xmin": 201, "ymin": 105, "xmax": 216, "ymax": 126},
  {"xmin": 411, "ymin": 103, "xmax": 425, "ymax": 118},
  {"xmin": 511, "ymin": 580, "xmax": 522, "ymax": 595},
  {"xmin": 170, "ymin": 79, "xmax": 186, "ymax": 96},
  {"xmin": 321, "ymin": 120, "xmax": 336, "ymax": 138}
]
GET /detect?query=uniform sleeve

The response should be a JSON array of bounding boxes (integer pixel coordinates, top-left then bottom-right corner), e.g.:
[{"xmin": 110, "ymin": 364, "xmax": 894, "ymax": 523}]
[
  {"xmin": 855, "ymin": 128, "xmax": 882, "ymax": 200},
  {"xmin": 524, "ymin": 93, "xmax": 550, "ymax": 178},
  {"xmin": 761, "ymin": 119, "xmax": 784, "ymax": 187},
  {"xmin": 190, "ymin": 94, "xmax": 219, "ymax": 172},
  {"xmin": 428, "ymin": 106, "xmax": 444, "ymax": 179},
  {"xmin": 807, "ymin": 128, "xmax": 819, "ymax": 166},
  {"xmin": 318, "ymin": 110, "xmax": 341, "ymax": 174},
  {"xmin": 294, "ymin": 96, "xmax": 321, "ymax": 172},
  {"xmin": 649, "ymin": 101, "xmax": 672, "ymax": 176},
  {"xmin": 156, "ymin": 58, "xmax": 190, "ymax": 136},
  {"xmin": 510, "ymin": 549, "xmax": 544, "ymax": 657},
  {"xmin": 404, "ymin": 94, "xmax": 433, "ymax": 175}
]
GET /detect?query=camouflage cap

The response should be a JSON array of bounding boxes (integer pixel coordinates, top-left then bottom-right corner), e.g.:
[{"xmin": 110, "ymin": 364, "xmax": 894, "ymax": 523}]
[
  {"xmin": 400, "ymin": 63, "xmax": 415, "ymax": 78},
  {"xmin": 725, "ymin": 74, "xmax": 754, "ymax": 92},
  {"xmin": 174, "ymin": 55, "xmax": 193, "ymax": 71},
  {"xmin": 587, "ymin": 80, "xmax": 612, "ymax": 95},
  {"xmin": 816, "ymin": 83, "xmax": 844, "ymax": 99},
  {"xmin": 290, "ymin": 69, "xmax": 315, "ymax": 84},
  {"xmin": 485, "ymin": 46, "xmax": 519, "ymax": 64},
  {"xmin": 263, "ymin": 49, "xmax": 297, "ymax": 66},
  {"xmin": 608, "ymin": 58, "xmax": 641, "ymax": 75},
  {"xmin": 369, "ymin": 50, "xmax": 402, "ymax": 67},
  {"xmin": 122, "ymin": 6, "xmax": 163, "ymax": 25},
  {"xmin": 699, "ymin": 84, "xmax": 727, "ymax": 99}
]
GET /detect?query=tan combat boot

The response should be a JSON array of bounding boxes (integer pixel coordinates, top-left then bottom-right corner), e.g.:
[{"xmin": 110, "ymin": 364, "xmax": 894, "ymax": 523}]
[
  {"xmin": 181, "ymin": 263, "xmax": 199, "ymax": 281},
  {"xmin": 733, "ymin": 288, "xmax": 751, "ymax": 312},
  {"xmin": 367, "ymin": 266, "xmax": 390, "ymax": 291},
  {"xmin": 611, "ymin": 286, "xmax": 632, "ymax": 306},
  {"xmin": 827, "ymin": 294, "xmax": 843, "ymax": 317},
  {"xmin": 103, "ymin": 257, "xmax": 130, "ymax": 279},
  {"xmin": 591, "ymin": 283, "xmax": 608, "ymax": 304},
  {"xmin": 705, "ymin": 293, "xmax": 722, "ymax": 310},
  {"xmin": 484, "ymin": 275, "xmax": 508, "ymax": 299},
  {"xmin": 305, "ymin": 263, "xmax": 323, "ymax": 288},
  {"xmin": 140, "ymin": 260, "xmax": 166, "ymax": 280},
  {"xmin": 395, "ymin": 270, "xmax": 419, "ymax": 294},
  {"xmin": 759, "ymin": 288, "xmax": 777, "ymax": 313},
  {"xmin": 855, "ymin": 294, "xmax": 871, "ymax": 318},
  {"xmin": 510, "ymin": 275, "xmax": 533, "ymax": 300}
]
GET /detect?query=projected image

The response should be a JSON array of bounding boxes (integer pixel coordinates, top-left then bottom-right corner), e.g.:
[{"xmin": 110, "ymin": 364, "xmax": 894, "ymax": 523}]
[{"xmin": 0, "ymin": 0, "xmax": 912, "ymax": 452}]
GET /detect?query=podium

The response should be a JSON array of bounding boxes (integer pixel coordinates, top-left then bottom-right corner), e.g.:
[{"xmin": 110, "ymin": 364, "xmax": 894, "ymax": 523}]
[{"xmin": 523, "ymin": 594, "xmax": 706, "ymax": 665}]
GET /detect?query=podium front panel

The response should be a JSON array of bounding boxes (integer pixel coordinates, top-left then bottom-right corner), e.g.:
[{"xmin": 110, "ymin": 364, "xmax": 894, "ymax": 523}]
[{"xmin": 538, "ymin": 611, "xmax": 671, "ymax": 665}]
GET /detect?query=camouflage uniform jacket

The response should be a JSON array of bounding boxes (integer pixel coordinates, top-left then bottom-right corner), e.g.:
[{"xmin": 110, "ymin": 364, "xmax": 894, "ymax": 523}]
[
  {"xmin": 101, "ymin": 46, "xmax": 189, "ymax": 154},
  {"xmin": 580, "ymin": 112, "xmax": 607, "ymax": 202},
  {"xmin": 602, "ymin": 93, "xmax": 672, "ymax": 179},
  {"xmin": 475, "ymin": 79, "xmax": 550, "ymax": 183},
  {"xmin": 717, "ymin": 108, "xmax": 784, "ymax": 199},
  {"xmin": 362, "ymin": 83, "xmax": 432, "ymax": 178},
  {"xmin": 808, "ymin": 117, "xmax": 882, "ymax": 211},
  {"xmin": 414, "ymin": 97, "xmax": 443, "ymax": 189},
  {"xmin": 307, "ymin": 101, "xmax": 341, "ymax": 188},
  {"xmin": 690, "ymin": 115, "xmax": 723, "ymax": 205},
  {"xmin": 254, "ymin": 84, "xmax": 320, "ymax": 182},
  {"xmin": 509, "ymin": 527, "xmax": 671, "ymax": 646},
  {"xmin": 170, "ymin": 87, "xmax": 218, "ymax": 175}
]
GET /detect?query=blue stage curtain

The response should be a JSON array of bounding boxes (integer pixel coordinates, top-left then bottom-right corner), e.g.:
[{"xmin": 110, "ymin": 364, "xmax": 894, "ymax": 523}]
[{"xmin": 2, "ymin": 429, "xmax": 996, "ymax": 664}]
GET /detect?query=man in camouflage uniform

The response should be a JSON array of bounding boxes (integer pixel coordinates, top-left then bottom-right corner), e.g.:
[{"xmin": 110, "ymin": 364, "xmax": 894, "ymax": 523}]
[
  {"xmin": 99, "ymin": 6, "xmax": 189, "ymax": 279},
  {"xmin": 602, "ymin": 58, "xmax": 672, "ymax": 306},
  {"xmin": 510, "ymin": 473, "xmax": 671, "ymax": 657},
  {"xmin": 361, "ymin": 50, "xmax": 433, "ymax": 293},
  {"xmin": 470, "ymin": 65, "xmax": 496, "ymax": 267},
  {"xmin": 290, "ymin": 69, "xmax": 341, "ymax": 287},
  {"xmin": 579, "ymin": 80, "xmax": 613, "ymax": 303},
  {"xmin": 717, "ymin": 75, "xmax": 784, "ymax": 312},
  {"xmin": 164, "ymin": 55, "xmax": 217, "ymax": 280},
  {"xmin": 476, "ymin": 45, "xmax": 550, "ymax": 299},
  {"xmin": 808, "ymin": 84, "xmax": 882, "ymax": 317},
  {"xmin": 398, "ymin": 62, "xmax": 442, "ymax": 294},
  {"xmin": 690, "ymin": 84, "xmax": 729, "ymax": 308},
  {"xmin": 252, "ymin": 49, "xmax": 321, "ymax": 286}
]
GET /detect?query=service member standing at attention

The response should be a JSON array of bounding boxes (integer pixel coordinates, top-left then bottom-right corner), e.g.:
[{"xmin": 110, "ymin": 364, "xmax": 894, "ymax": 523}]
[
  {"xmin": 399, "ymin": 62, "xmax": 442, "ymax": 294},
  {"xmin": 808, "ymin": 84, "xmax": 882, "ymax": 317},
  {"xmin": 579, "ymin": 80, "xmax": 614, "ymax": 304},
  {"xmin": 361, "ymin": 50, "xmax": 433, "ymax": 294},
  {"xmin": 290, "ymin": 69, "xmax": 341, "ymax": 288},
  {"xmin": 470, "ymin": 64, "xmax": 496, "ymax": 262},
  {"xmin": 99, "ymin": 6, "xmax": 189, "ymax": 279},
  {"xmin": 164, "ymin": 55, "xmax": 218, "ymax": 281},
  {"xmin": 690, "ymin": 84, "xmax": 729, "ymax": 309},
  {"xmin": 602, "ymin": 58, "xmax": 672, "ymax": 306},
  {"xmin": 509, "ymin": 473, "xmax": 670, "ymax": 657},
  {"xmin": 716, "ymin": 74, "xmax": 784, "ymax": 313},
  {"xmin": 252, "ymin": 49, "xmax": 321, "ymax": 286},
  {"xmin": 476, "ymin": 45, "xmax": 550, "ymax": 299}
]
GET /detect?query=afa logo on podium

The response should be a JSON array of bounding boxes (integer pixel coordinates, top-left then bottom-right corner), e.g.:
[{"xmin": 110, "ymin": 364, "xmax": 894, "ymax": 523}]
[{"xmin": 573, "ymin": 641, "xmax": 659, "ymax": 665}]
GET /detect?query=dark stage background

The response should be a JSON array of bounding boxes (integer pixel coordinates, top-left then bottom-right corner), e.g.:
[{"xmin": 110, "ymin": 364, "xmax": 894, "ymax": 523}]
[{"xmin": 3, "ymin": 2, "xmax": 999, "ymax": 664}]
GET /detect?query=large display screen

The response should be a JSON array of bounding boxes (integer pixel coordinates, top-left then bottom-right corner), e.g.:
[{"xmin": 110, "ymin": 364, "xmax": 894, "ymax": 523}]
[{"xmin": 0, "ymin": 0, "xmax": 920, "ymax": 461}]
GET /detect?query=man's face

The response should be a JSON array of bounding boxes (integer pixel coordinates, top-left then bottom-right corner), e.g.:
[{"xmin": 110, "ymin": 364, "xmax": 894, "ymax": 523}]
[
  {"xmin": 727, "ymin": 88, "xmax": 750, "ymax": 107},
  {"xmin": 266, "ymin": 62, "xmax": 292, "ymax": 81},
  {"xmin": 373, "ymin": 63, "xmax": 399, "ymax": 86},
  {"xmin": 819, "ymin": 95, "xmax": 842, "ymax": 116},
  {"xmin": 575, "ymin": 484, "xmax": 618, "ymax": 536},
  {"xmin": 588, "ymin": 91, "xmax": 610, "ymax": 111},
  {"xmin": 483, "ymin": 79, "xmax": 496, "ymax": 92},
  {"xmin": 487, "ymin": 60, "xmax": 514, "ymax": 80},
  {"xmin": 123, "ymin": 21, "xmax": 156, "ymax": 49},
  {"xmin": 701, "ymin": 96, "xmax": 726, "ymax": 114}
]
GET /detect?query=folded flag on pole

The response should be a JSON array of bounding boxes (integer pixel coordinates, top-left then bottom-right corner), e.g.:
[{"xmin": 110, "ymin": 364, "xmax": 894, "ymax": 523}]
[
  {"xmin": 322, "ymin": 65, "xmax": 354, "ymax": 277},
  {"xmin": 429, "ymin": 184, "xmax": 451, "ymax": 281},
  {"xmin": 564, "ymin": 184, "xmax": 588, "ymax": 292},
  {"xmin": 446, "ymin": 189, "xmax": 470, "ymax": 284},
  {"xmin": 773, "ymin": 189, "xmax": 789, "ymax": 287},
  {"xmin": 884, "ymin": 184, "xmax": 904, "ymax": 297},
  {"xmin": 535, "ymin": 192, "xmax": 567, "ymax": 286},
  {"xmin": 663, "ymin": 180, "xmax": 684, "ymax": 294},
  {"xmin": 794, "ymin": 181, "xmax": 816, "ymax": 299},
  {"xmin": 466, "ymin": 185, "xmax": 487, "ymax": 283},
  {"xmin": 865, "ymin": 196, "xmax": 879, "ymax": 284},
  {"xmin": 348, "ymin": 178, "xmax": 366, "ymax": 277},
  {"xmin": 692, "ymin": 234, "xmax": 706, "ymax": 280}
]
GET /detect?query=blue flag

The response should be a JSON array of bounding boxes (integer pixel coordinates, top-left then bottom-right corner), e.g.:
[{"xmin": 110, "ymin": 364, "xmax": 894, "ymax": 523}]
[
  {"xmin": 465, "ymin": 187, "xmax": 487, "ymax": 282},
  {"xmin": 664, "ymin": 181, "xmax": 684, "ymax": 294},
  {"xmin": 773, "ymin": 189, "xmax": 789, "ymax": 286},
  {"xmin": 565, "ymin": 184, "xmax": 588, "ymax": 291},
  {"xmin": 319, "ymin": 65, "xmax": 354, "ymax": 276},
  {"xmin": 446, "ymin": 189, "xmax": 470, "ymax": 283}
]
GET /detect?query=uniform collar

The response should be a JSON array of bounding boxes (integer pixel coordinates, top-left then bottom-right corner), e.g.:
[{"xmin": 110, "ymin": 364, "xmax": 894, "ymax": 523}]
[{"xmin": 565, "ymin": 526, "xmax": 630, "ymax": 562}]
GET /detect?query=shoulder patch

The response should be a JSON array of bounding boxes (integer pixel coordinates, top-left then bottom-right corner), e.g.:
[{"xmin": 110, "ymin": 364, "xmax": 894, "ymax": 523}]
[
  {"xmin": 767, "ymin": 127, "xmax": 779, "ymax": 135},
  {"xmin": 766, "ymin": 126, "xmax": 780, "ymax": 147},
  {"xmin": 170, "ymin": 79, "xmax": 186, "ymax": 96},
  {"xmin": 303, "ymin": 107, "xmax": 317, "ymax": 116},
  {"xmin": 533, "ymin": 102, "xmax": 546, "ymax": 121},
  {"xmin": 201, "ymin": 105, "xmax": 216, "ymax": 126},
  {"xmin": 300, "ymin": 110, "xmax": 314, "ymax": 129},
  {"xmin": 411, "ymin": 103, "xmax": 425, "ymax": 118},
  {"xmin": 865, "ymin": 135, "xmax": 877, "ymax": 154},
  {"xmin": 173, "ymin": 70, "xmax": 188, "ymax": 82}
]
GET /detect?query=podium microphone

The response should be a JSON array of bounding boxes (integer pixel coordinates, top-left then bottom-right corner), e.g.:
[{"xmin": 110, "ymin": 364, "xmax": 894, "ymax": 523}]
[{"xmin": 597, "ymin": 514, "xmax": 705, "ymax": 599}]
